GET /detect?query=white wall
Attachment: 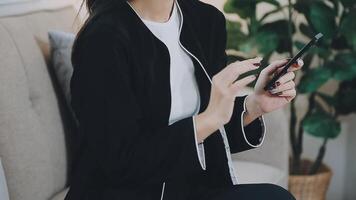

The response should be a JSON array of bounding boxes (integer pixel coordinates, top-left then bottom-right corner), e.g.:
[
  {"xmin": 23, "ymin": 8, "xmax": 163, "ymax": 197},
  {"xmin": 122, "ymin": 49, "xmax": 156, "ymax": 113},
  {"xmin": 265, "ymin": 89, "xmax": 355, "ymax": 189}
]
[{"xmin": 201, "ymin": 0, "xmax": 356, "ymax": 200}]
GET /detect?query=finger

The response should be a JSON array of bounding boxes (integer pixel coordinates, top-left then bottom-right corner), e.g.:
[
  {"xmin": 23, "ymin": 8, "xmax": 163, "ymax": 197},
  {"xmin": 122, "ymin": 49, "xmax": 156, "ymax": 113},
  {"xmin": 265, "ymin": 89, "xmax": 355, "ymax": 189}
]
[
  {"xmin": 224, "ymin": 62, "xmax": 259, "ymax": 84},
  {"xmin": 274, "ymin": 89, "xmax": 296, "ymax": 97},
  {"xmin": 285, "ymin": 96, "xmax": 295, "ymax": 102},
  {"xmin": 269, "ymin": 81, "xmax": 295, "ymax": 94},
  {"xmin": 275, "ymin": 71, "xmax": 295, "ymax": 85},
  {"xmin": 273, "ymin": 58, "xmax": 304, "ymax": 75},
  {"xmin": 230, "ymin": 75, "xmax": 257, "ymax": 94},
  {"xmin": 245, "ymin": 57, "xmax": 263, "ymax": 66},
  {"xmin": 262, "ymin": 59, "xmax": 289, "ymax": 75},
  {"xmin": 289, "ymin": 58, "xmax": 304, "ymax": 72}
]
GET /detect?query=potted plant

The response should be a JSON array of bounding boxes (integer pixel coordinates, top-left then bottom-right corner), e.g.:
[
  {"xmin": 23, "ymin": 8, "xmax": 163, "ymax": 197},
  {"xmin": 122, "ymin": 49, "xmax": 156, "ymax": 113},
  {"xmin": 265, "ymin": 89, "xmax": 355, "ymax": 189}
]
[{"xmin": 223, "ymin": 0, "xmax": 356, "ymax": 199}]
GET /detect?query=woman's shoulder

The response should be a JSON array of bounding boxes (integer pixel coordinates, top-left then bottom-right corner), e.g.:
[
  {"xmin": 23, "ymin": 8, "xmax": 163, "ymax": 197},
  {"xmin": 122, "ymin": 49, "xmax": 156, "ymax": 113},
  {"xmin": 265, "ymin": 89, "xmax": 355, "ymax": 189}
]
[
  {"xmin": 79, "ymin": 14, "xmax": 121, "ymax": 42},
  {"xmin": 179, "ymin": 0, "xmax": 226, "ymax": 33},
  {"xmin": 186, "ymin": 0, "xmax": 225, "ymax": 22}
]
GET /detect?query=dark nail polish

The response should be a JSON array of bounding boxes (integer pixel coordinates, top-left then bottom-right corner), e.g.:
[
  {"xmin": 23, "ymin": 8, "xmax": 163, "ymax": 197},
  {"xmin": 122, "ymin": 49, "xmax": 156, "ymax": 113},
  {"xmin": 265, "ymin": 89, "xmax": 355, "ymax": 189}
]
[
  {"xmin": 276, "ymin": 81, "xmax": 281, "ymax": 86},
  {"xmin": 276, "ymin": 92, "xmax": 283, "ymax": 95},
  {"xmin": 253, "ymin": 63, "xmax": 261, "ymax": 67}
]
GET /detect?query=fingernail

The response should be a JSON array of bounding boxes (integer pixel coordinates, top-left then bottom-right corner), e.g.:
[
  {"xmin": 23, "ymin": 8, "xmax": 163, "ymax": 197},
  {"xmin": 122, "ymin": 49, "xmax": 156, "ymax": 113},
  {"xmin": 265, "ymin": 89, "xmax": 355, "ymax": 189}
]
[
  {"xmin": 276, "ymin": 81, "xmax": 281, "ymax": 86},
  {"xmin": 253, "ymin": 63, "xmax": 261, "ymax": 67},
  {"xmin": 298, "ymin": 59, "xmax": 304, "ymax": 67},
  {"xmin": 269, "ymin": 89, "xmax": 276, "ymax": 94},
  {"xmin": 276, "ymin": 92, "xmax": 283, "ymax": 95}
]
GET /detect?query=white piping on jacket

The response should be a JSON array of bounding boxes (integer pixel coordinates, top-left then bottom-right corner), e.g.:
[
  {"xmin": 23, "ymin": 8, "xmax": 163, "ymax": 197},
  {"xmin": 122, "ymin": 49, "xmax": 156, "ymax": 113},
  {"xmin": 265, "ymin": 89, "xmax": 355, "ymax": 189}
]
[
  {"xmin": 160, "ymin": 182, "xmax": 166, "ymax": 200},
  {"xmin": 175, "ymin": 0, "xmax": 240, "ymax": 186},
  {"xmin": 241, "ymin": 97, "xmax": 267, "ymax": 147}
]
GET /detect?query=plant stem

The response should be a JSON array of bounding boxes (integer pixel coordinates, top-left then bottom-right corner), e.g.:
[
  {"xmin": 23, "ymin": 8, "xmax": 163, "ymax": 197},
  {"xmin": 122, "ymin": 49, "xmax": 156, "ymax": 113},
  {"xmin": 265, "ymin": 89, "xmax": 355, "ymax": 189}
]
[
  {"xmin": 287, "ymin": 0, "xmax": 293, "ymax": 57},
  {"xmin": 290, "ymin": 99, "xmax": 298, "ymax": 174},
  {"xmin": 287, "ymin": 0, "xmax": 300, "ymax": 174},
  {"xmin": 309, "ymin": 138, "xmax": 328, "ymax": 174}
]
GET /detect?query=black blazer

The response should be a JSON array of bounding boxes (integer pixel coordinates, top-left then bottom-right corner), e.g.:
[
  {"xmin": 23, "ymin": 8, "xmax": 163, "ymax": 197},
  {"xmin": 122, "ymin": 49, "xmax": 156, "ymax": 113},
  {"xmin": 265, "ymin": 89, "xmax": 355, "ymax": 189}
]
[{"xmin": 65, "ymin": 0, "xmax": 264, "ymax": 199}]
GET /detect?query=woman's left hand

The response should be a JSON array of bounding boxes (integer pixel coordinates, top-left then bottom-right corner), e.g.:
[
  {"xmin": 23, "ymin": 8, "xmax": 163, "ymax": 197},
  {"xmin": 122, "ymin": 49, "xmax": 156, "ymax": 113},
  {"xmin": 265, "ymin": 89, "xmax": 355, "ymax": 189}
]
[{"xmin": 245, "ymin": 58, "xmax": 304, "ymax": 119}]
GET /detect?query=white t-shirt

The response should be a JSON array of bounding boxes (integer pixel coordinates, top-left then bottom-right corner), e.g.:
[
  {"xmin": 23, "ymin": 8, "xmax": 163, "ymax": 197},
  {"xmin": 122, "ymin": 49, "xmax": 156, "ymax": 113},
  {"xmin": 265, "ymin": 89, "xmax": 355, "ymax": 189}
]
[
  {"xmin": 126, "ymin": 0, "xmax": 206, "ymax": 169},
  {"xmin": 140, "ymin": 1, "xmax": 200, "ymax": 126}
]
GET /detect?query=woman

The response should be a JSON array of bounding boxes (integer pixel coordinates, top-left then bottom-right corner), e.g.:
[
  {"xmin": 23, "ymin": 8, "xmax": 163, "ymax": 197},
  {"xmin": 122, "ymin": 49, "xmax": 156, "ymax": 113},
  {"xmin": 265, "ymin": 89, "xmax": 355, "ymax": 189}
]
[{"xmin": 65, "ymin": 0, "xmax": 303, "ymax": 199}]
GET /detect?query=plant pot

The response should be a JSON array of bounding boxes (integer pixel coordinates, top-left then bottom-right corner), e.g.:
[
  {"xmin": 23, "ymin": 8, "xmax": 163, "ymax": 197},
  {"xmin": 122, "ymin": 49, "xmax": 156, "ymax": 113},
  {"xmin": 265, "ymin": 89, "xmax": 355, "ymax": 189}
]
[{"xmin": 288, "ymin": 159, "xmax": 332, "ymax": 200}]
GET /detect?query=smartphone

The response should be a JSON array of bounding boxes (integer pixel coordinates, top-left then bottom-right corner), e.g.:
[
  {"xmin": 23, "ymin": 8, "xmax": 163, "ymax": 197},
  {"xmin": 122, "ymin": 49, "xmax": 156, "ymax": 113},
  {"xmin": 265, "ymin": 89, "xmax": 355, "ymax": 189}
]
[{"xmin": 263, "ymin": 33, "xmax": 324, "ymax": 91}]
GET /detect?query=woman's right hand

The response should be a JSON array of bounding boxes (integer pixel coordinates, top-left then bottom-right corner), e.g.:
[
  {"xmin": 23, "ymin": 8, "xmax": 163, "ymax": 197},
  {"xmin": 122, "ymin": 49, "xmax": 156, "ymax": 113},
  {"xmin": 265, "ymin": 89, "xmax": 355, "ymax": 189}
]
[{"xmin": 195, "ymin": 57, "xmax": 263, "ymax": 143}]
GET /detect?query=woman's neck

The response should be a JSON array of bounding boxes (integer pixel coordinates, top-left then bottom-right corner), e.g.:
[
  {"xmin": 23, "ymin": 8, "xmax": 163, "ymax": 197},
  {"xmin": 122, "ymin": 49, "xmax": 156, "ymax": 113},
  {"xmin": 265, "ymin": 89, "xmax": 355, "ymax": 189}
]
[{"xmin": 127, "ymin": 0, "xmax": 175, "ymax": 23}]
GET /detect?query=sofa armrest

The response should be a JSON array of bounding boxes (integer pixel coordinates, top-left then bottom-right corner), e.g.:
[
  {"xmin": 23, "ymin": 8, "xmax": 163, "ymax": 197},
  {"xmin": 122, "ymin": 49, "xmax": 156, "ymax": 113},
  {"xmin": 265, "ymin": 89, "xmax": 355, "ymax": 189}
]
[{"xmin": 231, "ymin": 87, "xmax": 289, "ymax": 174}]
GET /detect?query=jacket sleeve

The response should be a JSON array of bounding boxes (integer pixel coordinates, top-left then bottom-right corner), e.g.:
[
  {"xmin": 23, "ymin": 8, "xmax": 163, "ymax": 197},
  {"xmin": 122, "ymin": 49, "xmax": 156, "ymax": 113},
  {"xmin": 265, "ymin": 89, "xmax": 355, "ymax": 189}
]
[
  {"xmin": 213, "ymin": 11, "xmax": 266, "ymax": 154},
  {"xmin": 70, "ymin": 27, "xmax": 205, "ymax": 187}
]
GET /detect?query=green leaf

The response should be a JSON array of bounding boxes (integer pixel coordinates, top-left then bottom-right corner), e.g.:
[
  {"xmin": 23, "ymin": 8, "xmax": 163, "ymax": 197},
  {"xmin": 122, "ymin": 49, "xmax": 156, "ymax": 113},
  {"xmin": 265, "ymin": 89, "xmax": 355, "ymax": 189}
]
[
  {"xmin": 327, "ymin": 0, "xmax": 340, "ymax": 15},
  {"xmin": 299, "ymin": 23, "xmax": 314, "ymax": 38},
  {"xmin": 262, "ymin": 0, "xmax": 280, "ymax": 7},
  {"xmin": 331, "ymin": 53, "xmax": 356, "ymax": 81},
  {"xmin": 298, "ymin": 67, "xmax": 333, "ymax": 93},
  {"xmin": 227, "ymin": 55, "xmax": 246, "ymax": 65},
  {"xmin": 335, "ymin": 80, "xmax": 356, "ymax": 115},
  {"xmin": 294, "ymin": 41, "xmax": 306, "ymax": 50},
  {"xmin": 223, "ymin": 0, "xmax": 257, "ymax": 18},
  {"xmin": 259, "ymin": 20, "xmax": 295, "ymax": 53},
  {"xmin": 226, "ymin": 20, "xmax": 247, "ymax": 50},
  {"xmin": 309, "ymin": 2, "xmax": 336, "ymax": 41},
  {"xmin": 303, "ymin": 111, "xmax": 341, "ymax": 139},
  {"xmin": 223, "ymin": 0, "xmax": 280, "ymax": 19},
  {"xmin": 259, "ymin": 6, "xmax": 284, "ymax": 22},
  {"xmin": 313, "ymin": 47, "xmax": 332, "ymax": 58},
  {"xmin": 294, "ymin": 0, "xmax": 312, "ymax": 15},
  {"xmin": 340, "ymin": 0, "xmax": 356, "ymax": 7},
  {"xmin": 340, "ymin": 10, "xmax": 356, "ymax": 50},
  {"xmin": 301, "ymin": 53, "xmax": 314, "ymax": 72},
  {"xmin": 331, "ymin": 36, "xmax": 350, "ymax": 50},
  {"xmin": 240, "ymin": 31, "xmax": 279, "ymax": 54}
]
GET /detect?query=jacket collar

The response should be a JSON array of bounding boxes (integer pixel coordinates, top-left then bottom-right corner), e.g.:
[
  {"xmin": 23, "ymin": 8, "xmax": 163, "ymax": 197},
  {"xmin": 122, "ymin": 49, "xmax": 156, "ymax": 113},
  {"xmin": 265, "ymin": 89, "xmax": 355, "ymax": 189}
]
[{"xmin": 114, "ymin": 0, "xmax": 209, "ymax": 71}]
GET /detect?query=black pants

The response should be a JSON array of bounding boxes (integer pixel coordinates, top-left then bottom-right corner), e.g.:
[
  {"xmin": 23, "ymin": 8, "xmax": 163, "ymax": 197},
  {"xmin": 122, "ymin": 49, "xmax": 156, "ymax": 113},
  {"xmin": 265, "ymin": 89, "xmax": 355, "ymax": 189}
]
[{"xmin": 191, "ymin": 183, "xmax": 296, "ymax": 200}]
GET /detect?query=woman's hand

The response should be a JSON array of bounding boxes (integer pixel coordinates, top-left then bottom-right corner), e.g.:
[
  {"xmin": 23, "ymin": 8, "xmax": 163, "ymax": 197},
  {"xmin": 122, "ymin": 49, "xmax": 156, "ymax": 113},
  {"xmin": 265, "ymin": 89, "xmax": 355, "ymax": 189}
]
[
  {"xmin": 244, "ymin": 58, "xmax": 304, "ymax": 124},
  {"xmin": 195, "ymin": 57, "xmax": 262, "ymax": 142}
]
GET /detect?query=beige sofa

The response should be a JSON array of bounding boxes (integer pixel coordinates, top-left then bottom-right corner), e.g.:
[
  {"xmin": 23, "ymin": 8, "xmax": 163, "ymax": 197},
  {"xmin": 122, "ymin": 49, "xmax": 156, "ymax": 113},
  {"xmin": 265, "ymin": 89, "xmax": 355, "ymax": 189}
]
[{"xmin": 0, "ymin": 2, "xmax": 289, "ymax": 200}]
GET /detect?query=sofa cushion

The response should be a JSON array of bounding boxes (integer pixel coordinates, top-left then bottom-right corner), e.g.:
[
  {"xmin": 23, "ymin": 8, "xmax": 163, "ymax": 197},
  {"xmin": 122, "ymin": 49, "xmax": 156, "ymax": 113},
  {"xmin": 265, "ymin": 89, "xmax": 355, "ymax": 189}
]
[
  {"xmin": 233, "ymin": 160, "xmax": 286, "ymax": 187},
  {"xmin": 0, "ymin": 6, "xmax": 81, "ymax": 200}
]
